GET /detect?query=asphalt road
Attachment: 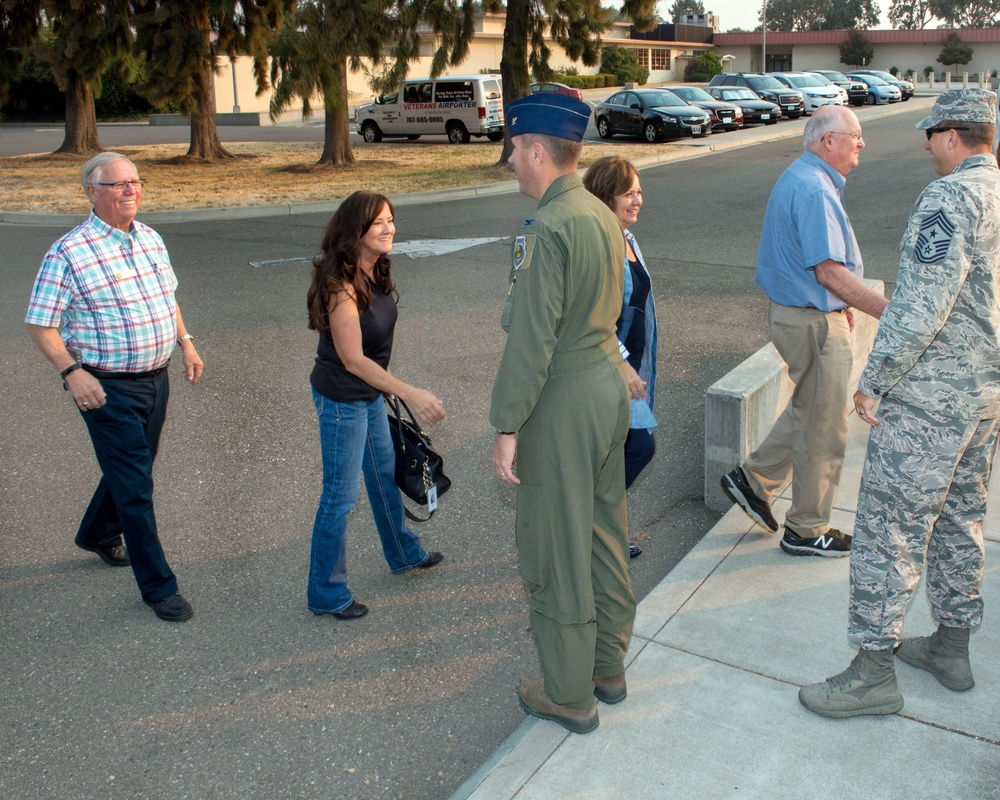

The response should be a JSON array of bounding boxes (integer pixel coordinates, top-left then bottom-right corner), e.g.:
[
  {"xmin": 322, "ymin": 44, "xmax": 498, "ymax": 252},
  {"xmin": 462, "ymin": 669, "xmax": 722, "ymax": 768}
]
[{"xmin": 1, "ymin": 107, "xmax": 932, "ymax": 799}]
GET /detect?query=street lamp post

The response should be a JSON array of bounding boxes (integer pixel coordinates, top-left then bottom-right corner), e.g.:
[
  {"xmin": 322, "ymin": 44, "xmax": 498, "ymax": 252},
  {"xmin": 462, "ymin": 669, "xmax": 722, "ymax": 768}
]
[{"xmin": 762, "ymin": 0, "xmax": 767, "ymax": 73}]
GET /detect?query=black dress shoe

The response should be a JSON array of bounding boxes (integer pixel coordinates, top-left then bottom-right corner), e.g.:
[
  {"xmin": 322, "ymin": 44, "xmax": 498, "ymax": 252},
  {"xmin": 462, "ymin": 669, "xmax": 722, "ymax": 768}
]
[
  {"xmin": 416, "ymin": 551, "xmax": 444, "ymax": 569},
  {"xmin": 328, "ymin": 600, "xmax": 368, "ymax": 620},
  {"xmin": 144, "ymin": 592, "xmax": 194, "ymax": 622},
  {"xmin": 629, "ymin": 542, "xmax": 643, "ymax": 559},
  {"xmin": 74, "ymin": 537, "xmax": 131, "ymax": 567}
]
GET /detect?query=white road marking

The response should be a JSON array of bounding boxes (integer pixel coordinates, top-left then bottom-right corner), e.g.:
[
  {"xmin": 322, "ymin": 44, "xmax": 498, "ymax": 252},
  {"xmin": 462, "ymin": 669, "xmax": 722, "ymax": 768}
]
[{"xmin": 249, "ymin": 237, "xmax": 507, "ymax": 267}]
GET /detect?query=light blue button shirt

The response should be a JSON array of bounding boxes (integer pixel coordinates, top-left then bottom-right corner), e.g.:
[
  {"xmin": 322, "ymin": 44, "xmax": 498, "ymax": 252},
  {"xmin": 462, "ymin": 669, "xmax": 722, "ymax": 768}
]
[{"xmin": 755, "ymin": 150, "xmax": 863, "ymax": 311}]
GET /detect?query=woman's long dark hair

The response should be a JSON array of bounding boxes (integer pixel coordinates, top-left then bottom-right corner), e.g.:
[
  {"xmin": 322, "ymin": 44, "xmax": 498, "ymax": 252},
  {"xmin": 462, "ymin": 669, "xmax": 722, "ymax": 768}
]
[{"xmin": 307, "ymin": 191, "xmax": 398, "ymax": 335}]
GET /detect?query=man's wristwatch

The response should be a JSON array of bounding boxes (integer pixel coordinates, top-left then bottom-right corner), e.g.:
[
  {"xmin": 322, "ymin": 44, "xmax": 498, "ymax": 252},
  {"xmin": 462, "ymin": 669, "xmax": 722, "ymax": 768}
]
[{"xmin": 178, "ymin": 334, "xmax": 194, "ymax": 345}]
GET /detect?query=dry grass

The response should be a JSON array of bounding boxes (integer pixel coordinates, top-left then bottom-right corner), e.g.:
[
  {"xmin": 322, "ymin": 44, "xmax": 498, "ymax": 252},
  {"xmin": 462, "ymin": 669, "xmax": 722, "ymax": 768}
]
[{"xmin": 0, "ymin": 140, "xmax": 678, "ymax": 213}]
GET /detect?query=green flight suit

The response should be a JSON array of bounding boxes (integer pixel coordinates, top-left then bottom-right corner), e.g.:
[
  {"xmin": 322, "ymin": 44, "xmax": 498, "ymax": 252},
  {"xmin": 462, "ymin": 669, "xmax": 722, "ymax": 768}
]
[{"xmin": 489, "ymin": 172, "xmax": 636, "ymax": 710}]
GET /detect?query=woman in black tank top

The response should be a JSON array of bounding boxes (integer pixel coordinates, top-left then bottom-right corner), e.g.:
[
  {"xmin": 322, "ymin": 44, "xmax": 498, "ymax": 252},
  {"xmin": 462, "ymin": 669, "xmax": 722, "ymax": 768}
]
[{"xmin": 305, "ymin": 192, "xmax": 447, "ymax": 620}]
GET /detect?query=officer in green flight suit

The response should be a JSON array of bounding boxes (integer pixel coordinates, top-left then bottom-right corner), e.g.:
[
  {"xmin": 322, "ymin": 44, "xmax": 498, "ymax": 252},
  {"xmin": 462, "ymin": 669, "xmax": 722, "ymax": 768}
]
[{"xmin": 489, "ymin": 92, "xmax": 635, "ymax": 734}]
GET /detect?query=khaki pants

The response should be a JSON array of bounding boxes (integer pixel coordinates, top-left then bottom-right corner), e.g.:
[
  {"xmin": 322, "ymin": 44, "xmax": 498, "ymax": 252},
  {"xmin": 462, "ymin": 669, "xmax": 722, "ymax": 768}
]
[{"xmin": 744, "ymin": 302, "xmax": 853, "ymax": 537}]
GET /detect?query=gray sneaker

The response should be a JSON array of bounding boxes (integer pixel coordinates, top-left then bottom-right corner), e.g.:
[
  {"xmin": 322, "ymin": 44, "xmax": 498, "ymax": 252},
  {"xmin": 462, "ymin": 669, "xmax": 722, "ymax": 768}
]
[
  {"xmin": 799, "ymin": 649, "xmax": 904, "ymax": 718},
  {"xmin": 721, "ymin": 467, "xmax": 778, "ymax": 531},
  {"xmin": 780, "ymin": 526, "xmax": 852, "ymax": 558}
]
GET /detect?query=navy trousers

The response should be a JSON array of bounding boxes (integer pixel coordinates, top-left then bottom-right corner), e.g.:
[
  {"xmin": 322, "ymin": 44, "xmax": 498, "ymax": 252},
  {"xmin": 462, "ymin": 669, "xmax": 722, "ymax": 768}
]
[{"xmin": 77, "ymin": 371, "xmax": 177, "ymax": 603}]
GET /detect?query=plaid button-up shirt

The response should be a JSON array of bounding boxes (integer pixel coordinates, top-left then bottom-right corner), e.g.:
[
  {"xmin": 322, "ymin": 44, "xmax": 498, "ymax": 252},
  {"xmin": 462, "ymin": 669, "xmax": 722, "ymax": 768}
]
[{"xmin": 25, "ymin": 212, "xmax": 179, "ymax": 372}]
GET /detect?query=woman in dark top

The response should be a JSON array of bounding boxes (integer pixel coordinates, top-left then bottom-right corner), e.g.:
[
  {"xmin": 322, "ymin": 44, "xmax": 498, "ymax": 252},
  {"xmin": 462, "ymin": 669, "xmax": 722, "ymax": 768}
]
[
  {"xmin": 583, "ymin": 157, "xmax": 659, "ymax": 559},
  {"xmin": 306, "ymin": 191, "xmax": 446, "ymax": 620}
]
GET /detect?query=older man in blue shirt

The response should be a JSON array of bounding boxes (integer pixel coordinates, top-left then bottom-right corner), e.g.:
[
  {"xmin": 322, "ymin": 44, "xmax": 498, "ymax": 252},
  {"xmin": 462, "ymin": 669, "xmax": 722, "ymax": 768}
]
[{"xmin": 722, "ymin": 105, "xmax": 888, "ymax": 557}]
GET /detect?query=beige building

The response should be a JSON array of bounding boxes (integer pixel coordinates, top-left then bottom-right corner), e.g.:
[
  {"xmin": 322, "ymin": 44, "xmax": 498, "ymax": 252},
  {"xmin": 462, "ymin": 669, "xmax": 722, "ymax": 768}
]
[
  {"xmin": 211, "ymin": 13, "xmax": 717, "ymax": 119},
  {"xmin": 713, "ymin": 28, "xmax": 1000, "ymax": 82}
]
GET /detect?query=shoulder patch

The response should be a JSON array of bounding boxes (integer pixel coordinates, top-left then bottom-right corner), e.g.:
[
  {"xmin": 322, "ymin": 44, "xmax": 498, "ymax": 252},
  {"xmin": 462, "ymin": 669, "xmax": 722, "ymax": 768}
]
[
  {"xmin": 513, "ymin": 234, "xmax": 535, "ymax": 270},
  {"xmin": 914, "ymin": 210, "xmax": 956, "ymax": 264}
]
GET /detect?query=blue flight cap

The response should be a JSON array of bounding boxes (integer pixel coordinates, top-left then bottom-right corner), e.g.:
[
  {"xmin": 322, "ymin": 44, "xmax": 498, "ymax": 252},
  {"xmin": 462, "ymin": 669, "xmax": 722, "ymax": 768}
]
[{"xmin": 506, "ymin": 93, "xmax": 590, "ymax": 141}]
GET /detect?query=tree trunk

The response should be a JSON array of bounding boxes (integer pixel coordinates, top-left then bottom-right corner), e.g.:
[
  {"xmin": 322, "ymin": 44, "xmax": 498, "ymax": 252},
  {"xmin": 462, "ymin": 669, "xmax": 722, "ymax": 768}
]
[
  {"xmin": 55, "ymin": 77, "xmax": 100, "ymax": 155},
  {"xmin": 496, "ymin": 0, "xmax": 531, "ymax": 167},
  {"xmin": 188, "ymin": 52, "xmax": 233, "ymax": 161},
  {"xmin": 318, "ymin": 59, "xmax": 355, "ymax": 166}
]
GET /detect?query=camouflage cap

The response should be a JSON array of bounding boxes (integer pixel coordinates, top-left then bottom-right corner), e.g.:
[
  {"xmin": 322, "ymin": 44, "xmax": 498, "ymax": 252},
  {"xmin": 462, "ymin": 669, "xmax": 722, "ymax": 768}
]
[{"xmin": 915, "ymin": 88, "xmax": 998, "ymax": 129}]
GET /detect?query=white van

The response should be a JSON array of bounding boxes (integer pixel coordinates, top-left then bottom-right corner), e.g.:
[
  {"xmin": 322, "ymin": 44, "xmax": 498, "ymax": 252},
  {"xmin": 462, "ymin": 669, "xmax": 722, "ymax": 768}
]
[{"xmin": 355, "ymin": 75, "xmax": 504, "ymax": 144}]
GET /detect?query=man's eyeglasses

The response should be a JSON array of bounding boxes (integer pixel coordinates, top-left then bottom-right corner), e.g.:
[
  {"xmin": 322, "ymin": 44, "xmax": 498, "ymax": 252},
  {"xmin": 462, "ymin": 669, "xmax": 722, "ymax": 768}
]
[
  {"xmin": 926, "ymin": 127, "xmax": 969, "ymax": 140},
  {"xmin": 829, "ymin": 131, "xmax": 863, "ymax": 141},
  {"xmin": 96, "ymin": 179, "xmax": 147, "ymax": 190}
]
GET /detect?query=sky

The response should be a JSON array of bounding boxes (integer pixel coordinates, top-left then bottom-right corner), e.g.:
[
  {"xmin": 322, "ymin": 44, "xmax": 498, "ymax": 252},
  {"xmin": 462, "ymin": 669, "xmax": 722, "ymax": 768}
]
[{"xmin": 657, "ymin": 1, "xmax": 893, "ymax": 32}]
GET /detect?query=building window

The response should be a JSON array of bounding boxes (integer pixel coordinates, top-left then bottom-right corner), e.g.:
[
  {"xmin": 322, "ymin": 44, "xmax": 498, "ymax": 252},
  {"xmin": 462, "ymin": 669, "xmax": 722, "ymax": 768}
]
[
  {"xmin": 765, "ymin": 53, "xmax": 792, "ymax": 72},
  {"xmin": 651, "ymin": 48, "xmax": 670, "ymax": 71},
  {"xmin": 634, "ymin": 49, "xmax": 649, "ymax": 68}
]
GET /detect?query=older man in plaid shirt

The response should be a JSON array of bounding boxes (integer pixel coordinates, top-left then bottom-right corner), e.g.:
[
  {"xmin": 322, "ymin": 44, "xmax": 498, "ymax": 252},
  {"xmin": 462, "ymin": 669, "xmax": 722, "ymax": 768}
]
[{"xmin": 26, "ymin": 153, "xmax": 204, "ymax": 622}]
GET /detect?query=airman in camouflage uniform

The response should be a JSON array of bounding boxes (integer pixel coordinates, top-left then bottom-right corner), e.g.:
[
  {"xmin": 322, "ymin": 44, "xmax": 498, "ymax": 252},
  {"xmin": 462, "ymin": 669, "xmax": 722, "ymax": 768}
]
[{"xmin": 800, "ymin": 89, "xmax": 1000, "ymax": 718}]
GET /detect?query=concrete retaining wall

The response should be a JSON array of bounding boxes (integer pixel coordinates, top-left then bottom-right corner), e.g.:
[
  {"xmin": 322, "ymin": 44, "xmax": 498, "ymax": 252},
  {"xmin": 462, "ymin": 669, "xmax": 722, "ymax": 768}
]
[{"xmin": 703, "ymin": 279, "xmax": 885, "ymax": 512}]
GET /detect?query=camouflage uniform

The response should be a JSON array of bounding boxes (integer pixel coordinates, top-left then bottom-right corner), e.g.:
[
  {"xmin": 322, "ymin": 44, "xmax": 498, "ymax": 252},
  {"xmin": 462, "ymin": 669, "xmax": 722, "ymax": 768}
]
[{"xmin": 849, "ymin": 148, "xmax": 1000, "ymax": 650}]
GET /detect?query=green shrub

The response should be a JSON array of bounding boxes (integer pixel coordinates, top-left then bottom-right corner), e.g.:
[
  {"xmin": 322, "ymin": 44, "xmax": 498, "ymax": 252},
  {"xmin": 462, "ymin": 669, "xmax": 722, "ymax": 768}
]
[
  {"xmin": 600, "ymin": 46, "xmax": 649, "ymax": 86},
  {"xmin": 924, "ymin": 65, "xmax": 934, "ymax": 78}
]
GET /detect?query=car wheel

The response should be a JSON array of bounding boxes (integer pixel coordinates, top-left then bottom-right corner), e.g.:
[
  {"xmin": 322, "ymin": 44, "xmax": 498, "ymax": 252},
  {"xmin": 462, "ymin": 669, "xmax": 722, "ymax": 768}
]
[
  {"xmin": 447, "ymin": 122, "xmax": 471, "ymax": 144},
  {"xmin": 643, "ymin": 122, "xmax": 659, "ymax": 143},
  {"xmin": 597, "ymin": 117, "xmax": 613, "ymax": 139},
  {"xmin": 865, "ymin": 93, "xmax": 876, "ymax": 105},
  {"xmin": 486, "ymin": 131, "xmax": 504, "ymax": 142},
  {"xmin": 360, "ymin": 121, "xmax": 382, "ymax": 143}
]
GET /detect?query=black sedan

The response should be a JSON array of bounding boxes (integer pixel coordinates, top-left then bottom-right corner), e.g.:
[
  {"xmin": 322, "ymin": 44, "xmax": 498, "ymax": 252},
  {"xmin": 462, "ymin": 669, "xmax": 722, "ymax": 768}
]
[
  {"xmin": 594, "ymin": 89, "xmax": 711, "ymax": 142},
  {"xmin": 666, "ymin": 85, "xmax": 743, "ymax": 131},
  {"xmin": 705, "ymin": 86, "xmax": 780, "ymax": 125}
]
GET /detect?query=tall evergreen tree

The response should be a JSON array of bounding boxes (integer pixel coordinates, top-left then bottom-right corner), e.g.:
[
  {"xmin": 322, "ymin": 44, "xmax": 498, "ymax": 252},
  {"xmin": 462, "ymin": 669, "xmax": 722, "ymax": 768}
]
[
  {"xmin": 33, "ymin": 1, "xmax": 134, "ymax": 155},
  {"xmin": 268, "ymin": 0, "xmax": 476, "ymax": 167},
  {"xmin": 134, "ymin": 0, "xmax": 291, "ymax": 161},
  {"xmin": 1, "ymin": 1, "xmax": 41, "ymax": 106},
  {"xmin": 482, "ymin": 0, "xmax": 657, "ymax": 165}
]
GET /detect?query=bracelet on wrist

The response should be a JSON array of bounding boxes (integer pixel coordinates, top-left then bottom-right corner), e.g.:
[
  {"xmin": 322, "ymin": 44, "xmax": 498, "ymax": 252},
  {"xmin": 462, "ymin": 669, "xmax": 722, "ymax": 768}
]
[{"xmin": 60, "ymin": 362, "xmax": 82, "ymax": 390}]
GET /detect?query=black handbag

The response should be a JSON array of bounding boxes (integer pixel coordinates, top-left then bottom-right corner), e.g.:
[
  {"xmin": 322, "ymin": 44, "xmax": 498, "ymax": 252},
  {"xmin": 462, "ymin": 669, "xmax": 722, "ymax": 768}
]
[{"xmin": 386, "ymin": 396, "xmax": 451, "ymax": 521}]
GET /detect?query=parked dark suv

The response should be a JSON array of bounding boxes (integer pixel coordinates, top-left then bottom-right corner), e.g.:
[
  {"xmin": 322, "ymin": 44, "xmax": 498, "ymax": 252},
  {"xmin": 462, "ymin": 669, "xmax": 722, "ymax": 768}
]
[{"xmin": 708, "ymin": 73, "xmax": 805, "ymax": 119}]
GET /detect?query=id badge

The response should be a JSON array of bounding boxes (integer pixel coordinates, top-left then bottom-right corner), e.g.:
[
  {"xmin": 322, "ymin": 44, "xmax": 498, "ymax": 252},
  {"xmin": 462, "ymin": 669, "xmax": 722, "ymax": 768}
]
[{"xmin": 427, "ymin": 485, "xmax": 439, "ymax": 512}]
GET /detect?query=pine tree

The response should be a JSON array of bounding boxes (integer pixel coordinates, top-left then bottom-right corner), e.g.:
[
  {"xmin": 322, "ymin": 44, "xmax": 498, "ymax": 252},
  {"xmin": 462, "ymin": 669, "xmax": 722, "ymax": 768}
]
[
  {"xmin": 937, "ymin": 32, "xmax": 973, "ymax": 76},
  {"xmin": 32, "ymin": 1, "xmax": 134, "ymax": 155},
  {"xmin": 1, "ymin": 2, "xmax": 41, "ymax": 106},
  {"xmin": 840, "ymin": 28, "xmax": 875, "ymax": 68},
  {"xmin": 483, "ymin": 0, "xmax": 657, "ymax": 165},
  {"xmin": 268, "ymin": 0, "xmax": 476, "ymax": 167},
  {"xmin": 134, "ymin": 0, "xmax": 290, "ymax": 162}
]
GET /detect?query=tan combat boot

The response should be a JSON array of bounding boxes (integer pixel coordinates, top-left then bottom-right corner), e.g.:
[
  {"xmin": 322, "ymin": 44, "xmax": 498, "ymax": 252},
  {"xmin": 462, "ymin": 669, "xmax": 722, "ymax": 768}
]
[
  {"xmin": 896, "ymin": 625, "xmax": 974, "ymax": 691},
  {"xmin": 798, "ymin": 649, "xmax": 904, "ymax": 718}
]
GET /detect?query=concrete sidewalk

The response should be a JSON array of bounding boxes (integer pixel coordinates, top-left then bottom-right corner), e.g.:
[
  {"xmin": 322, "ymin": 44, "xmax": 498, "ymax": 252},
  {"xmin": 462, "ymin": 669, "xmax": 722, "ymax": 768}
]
[{"xmin": 453, "ymin": 412, "xmax": 1000, "ymax": 800}]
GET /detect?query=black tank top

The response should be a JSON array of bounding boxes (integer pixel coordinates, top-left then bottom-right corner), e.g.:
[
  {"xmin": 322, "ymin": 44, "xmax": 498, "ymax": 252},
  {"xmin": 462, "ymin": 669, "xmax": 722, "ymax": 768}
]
[{"xmin": 310, "ymin": 284, "xmax": 397, "ymax": 402}]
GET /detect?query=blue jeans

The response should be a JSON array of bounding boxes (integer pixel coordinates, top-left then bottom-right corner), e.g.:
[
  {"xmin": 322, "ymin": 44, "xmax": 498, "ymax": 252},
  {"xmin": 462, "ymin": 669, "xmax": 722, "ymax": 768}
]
[
  {"xmin": 78, "ymin": 371, "xmax": 178, "ymax": 603},
  {"xmin": 308, "ymin": 389, "xmax": 432, "ymax": 613}
]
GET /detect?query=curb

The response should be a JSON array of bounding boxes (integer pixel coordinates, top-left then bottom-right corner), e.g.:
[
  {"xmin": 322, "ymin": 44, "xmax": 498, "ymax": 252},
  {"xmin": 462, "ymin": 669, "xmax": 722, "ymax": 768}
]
[{"xmin": 0, "ymin": 96, "xmax": 935, "ymax": 227}]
